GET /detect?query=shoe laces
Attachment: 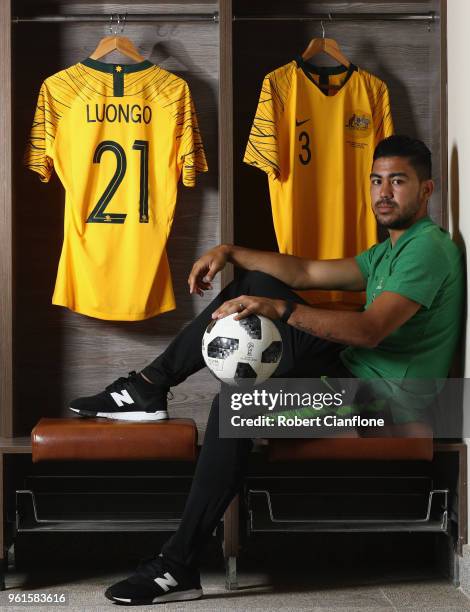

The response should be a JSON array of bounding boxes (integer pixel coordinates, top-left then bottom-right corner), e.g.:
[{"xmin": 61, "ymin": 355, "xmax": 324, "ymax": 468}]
[
  {"xmin": 135, "ymin": 555, "xmax": 165, "ymax": 580},
  {"xmin": 105, "ymin": 371, "xmax": 173, "ymax": 401},
  {"xmin": 105, "ymin": 371, "xmax": 139, "ymax": 393}
]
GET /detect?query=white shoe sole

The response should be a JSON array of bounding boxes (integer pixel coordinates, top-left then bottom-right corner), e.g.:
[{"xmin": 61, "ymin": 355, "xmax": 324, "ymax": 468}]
[
  {"xmin": 69, "ymin": 407, "xmax": 168, "ymax": 421},
  {"xmin": 111, "ymin": 588, "xmax": 203, "ymax": 604}
]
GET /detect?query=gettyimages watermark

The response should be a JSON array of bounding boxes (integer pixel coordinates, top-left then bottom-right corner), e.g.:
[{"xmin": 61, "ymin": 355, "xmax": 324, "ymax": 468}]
[{"xmin": 219, "ymin": 377, "xmax": 467, "ymax": 438}]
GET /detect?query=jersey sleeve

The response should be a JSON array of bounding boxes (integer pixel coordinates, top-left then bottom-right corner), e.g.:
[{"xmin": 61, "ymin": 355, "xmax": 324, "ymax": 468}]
[
  {"xmin": 24, "ymin": 82, "xmax": 60, "ymax": 182},
  {"xmin": 383, "ymin": 237, "xmax": 449, "ymax": 309},
  {"xmin": 370, "ymin": 78, "xmax": 394, "ymax": 144},
  {"xmin": 176, "ymin": 83, "xmax": 208, "ymax": 188},
  {"xmin": 243, "ymin": 73, "xmax": 284, "ymax": 179}
]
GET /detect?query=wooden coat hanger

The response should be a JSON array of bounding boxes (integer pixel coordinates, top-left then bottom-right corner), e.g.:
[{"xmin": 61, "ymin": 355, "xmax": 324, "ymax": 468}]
[
  {"xmin": 301, "ymin": 20, "xmax": 351, "ymax": 69},
  {"xmin": 89, "ymin": 15, "xmax": 145, "ymax": 62}
]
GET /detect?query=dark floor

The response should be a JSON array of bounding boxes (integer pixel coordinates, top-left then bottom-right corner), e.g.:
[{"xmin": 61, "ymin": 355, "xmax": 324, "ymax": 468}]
[{"xmin": 2, "ymin": 532, "xmax": 470, "ymax": 611}]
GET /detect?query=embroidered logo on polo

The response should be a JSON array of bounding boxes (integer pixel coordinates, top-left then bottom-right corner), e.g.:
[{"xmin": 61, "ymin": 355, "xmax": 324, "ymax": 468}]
[{"xmin": 372, "ymin": 277, "xmax": 385, "ymax": 301}]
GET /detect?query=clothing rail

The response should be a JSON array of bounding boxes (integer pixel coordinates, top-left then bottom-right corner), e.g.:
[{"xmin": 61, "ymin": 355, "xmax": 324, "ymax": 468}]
[
  {"xmin": 12, "ymin": 13, "xmax": 219, "ymax": 24},
  {"xmin": 12, "ymin": 11, "xmax": 438, "ymax": 24},
  {"xmin": 233, "ymin": 12, "xmax": 438, "ymax": 22}
]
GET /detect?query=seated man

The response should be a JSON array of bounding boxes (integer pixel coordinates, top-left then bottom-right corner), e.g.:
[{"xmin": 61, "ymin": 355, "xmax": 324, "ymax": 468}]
[{"xmin": 70, "ymin": 135, "xmax": 464, "ymax": 605}]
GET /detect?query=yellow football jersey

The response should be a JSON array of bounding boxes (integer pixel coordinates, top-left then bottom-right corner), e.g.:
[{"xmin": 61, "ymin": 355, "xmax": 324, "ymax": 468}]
[
  {"xmin": 244, "ymin": 58, "xmax": 394, "ymax": 304},
  {"xmin": 25, "ymin": 58, "xmax": 207, "ymax": 320}
]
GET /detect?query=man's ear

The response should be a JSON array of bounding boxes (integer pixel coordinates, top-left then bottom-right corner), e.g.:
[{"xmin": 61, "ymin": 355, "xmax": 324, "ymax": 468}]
[{"xmin": 422, "ymin": 179, "xmax": 434, "ymax": 200}]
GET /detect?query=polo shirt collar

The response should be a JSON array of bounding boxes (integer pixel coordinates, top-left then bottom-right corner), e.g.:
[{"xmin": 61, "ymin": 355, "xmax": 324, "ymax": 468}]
[{"xmin": 391, "ymin": 216, "xmax": 434, "ymax": 250}]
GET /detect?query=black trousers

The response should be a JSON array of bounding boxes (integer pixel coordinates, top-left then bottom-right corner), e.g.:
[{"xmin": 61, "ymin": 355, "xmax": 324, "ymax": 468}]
[{"xmin": 142, "ymin": 271, "xmax": 353, "ymax": 570}]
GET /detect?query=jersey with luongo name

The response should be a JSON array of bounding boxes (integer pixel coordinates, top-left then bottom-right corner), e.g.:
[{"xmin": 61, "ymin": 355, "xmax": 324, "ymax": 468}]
[
  {"xmin": 25, "ymin": 58, "xmax": 208, "ymax": 321},
  {"xmin": 244, "ymin": 58, "xmax": 394, "ymax": 305}
]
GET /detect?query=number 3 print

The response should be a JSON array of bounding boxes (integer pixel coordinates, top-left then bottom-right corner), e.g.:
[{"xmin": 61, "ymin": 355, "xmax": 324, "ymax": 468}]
[{"xmin": 298, "ymin": 131, "xmax": 311, "ymax": 165}]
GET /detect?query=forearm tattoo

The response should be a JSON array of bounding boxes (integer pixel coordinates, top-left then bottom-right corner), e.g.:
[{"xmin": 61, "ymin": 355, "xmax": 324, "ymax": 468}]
[{"xmin": 292, "ymin": 320, "xmax": 339, "ymax": 343}]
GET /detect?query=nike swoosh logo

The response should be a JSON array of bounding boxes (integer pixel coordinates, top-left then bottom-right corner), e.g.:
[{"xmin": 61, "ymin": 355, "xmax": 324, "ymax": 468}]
[{"xmin": 296, "ymin": 119, "xmax": 310, "ymax": 126}]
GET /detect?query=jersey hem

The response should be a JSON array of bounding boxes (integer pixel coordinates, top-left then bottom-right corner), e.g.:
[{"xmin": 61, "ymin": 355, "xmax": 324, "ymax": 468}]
[
  {"xmin": 182, "ymin": 164, "xmax": 209, "ymax": 188},
  {"xmin": 52, "ymin": 301, "xmax": 176, "ymax": 321},
  {"xmin": 242, "ymin": 158, "xmax": 279, "ymax": 179},
  {"xmin": 26, "ymin": 164, "xmax": 51, "ymax": 183}
]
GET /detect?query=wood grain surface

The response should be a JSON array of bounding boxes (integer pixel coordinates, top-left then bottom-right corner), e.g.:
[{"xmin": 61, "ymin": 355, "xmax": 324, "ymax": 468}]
[{"xmin": 0, "ymin": 0, "xmax": 13, "ymax": 438}]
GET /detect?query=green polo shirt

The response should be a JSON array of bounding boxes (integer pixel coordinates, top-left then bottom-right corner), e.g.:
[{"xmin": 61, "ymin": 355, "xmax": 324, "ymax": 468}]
[{"xmin": 340, "ymin": 216, "xmax": 464, "ymax": 422}]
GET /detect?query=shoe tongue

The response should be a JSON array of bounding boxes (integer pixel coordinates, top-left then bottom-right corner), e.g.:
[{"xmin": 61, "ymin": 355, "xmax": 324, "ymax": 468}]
[
  {"xmin": 135, "ymin": 556, "xmax": 164, "ymax": 580},
  {"xmin": 106, "ymin": 376, "xmax": 128, "ymax": 392}
]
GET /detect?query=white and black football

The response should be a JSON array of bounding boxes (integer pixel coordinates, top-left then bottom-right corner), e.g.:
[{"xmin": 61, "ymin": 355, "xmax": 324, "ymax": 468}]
[{"xmin": 201, "ymin": 313, "xmax": 283, "ymax": 385}]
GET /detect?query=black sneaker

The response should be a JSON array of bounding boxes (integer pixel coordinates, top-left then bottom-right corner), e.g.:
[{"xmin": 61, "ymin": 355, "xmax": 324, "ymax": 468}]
[
  {"xmin": 69, "ymin": 371, "xmax": 170, "ymax": 421},
  {"xmin": 105, "ymin": 554, "xmax": 203, "ymax": 605}
]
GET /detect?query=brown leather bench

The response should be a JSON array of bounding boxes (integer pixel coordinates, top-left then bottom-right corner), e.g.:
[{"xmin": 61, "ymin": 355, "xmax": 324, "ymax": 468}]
[
  {"xmin": 12, "ymin": 417, "xmax": 200, "ymax": 573},
  {"xmin": 267, "ymin": 421, "xmax": 434, "ymax": 462},
  {"xmin": 0, "ymin": 417, "xmax": 201, "ymax": 590},
  {"xmin": 31, "ymin": 417, "xmax": 198, "ymax": 462}
]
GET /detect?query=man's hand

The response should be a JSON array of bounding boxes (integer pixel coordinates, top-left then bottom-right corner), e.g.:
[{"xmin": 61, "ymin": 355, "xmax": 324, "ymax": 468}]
[
  {"xmin": 188, "ymin": 245, "xmax": 230, "ymax": 296},
  {"xmin": 211, "ymin": 295, "xmax": 286, "ymax": 321}
]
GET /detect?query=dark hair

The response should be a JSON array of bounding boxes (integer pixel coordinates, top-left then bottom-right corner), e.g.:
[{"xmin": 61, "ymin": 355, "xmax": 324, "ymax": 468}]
[{"xmin": 373, "ymin": 135, "xmax": 432, "ymax": 181}]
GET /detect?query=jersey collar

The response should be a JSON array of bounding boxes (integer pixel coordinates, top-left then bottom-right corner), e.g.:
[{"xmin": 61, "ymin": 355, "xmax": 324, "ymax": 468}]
[
  {"xmin": 81, "ymin": 58, "xmax": 153, "ymax": 73},
  {"xmin": 295, "ymin": 56, "xmax": 357, "ymax": 95}
]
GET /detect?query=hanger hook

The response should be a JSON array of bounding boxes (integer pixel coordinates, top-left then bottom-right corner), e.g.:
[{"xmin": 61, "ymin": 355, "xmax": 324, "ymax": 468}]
[
  {"xmin": 320, "ymin": 20, "xmax": 325, "ymax": 38},
  {"xmin": 109, "ymin": 13, "xmax": 125, "ymax": 36}
]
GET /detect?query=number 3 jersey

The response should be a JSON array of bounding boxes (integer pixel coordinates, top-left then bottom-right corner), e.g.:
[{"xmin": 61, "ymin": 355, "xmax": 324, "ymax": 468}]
[
  {"xmin": 24, "ymin": 58, "xmax": 208, "ymax": 320},
  {"xmin": 244, "ymin": 58, "xmax": 393, "ymax": 305}
]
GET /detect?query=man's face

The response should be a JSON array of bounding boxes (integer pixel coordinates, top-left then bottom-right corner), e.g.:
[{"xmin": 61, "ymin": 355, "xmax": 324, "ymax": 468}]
[{"xmin": 370, "ymin": 156, "xmax": 432, "ymax": 230}]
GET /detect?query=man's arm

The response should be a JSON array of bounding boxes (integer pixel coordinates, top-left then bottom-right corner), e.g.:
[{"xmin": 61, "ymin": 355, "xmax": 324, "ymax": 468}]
[
  {"xmin": 188, "ymin": 244, "xmax": 366, "ymax": 295},
  {"xmin": 287, "ymin": 291, "xmax": 422, "ymax": 348},
  {"xmin": 227, "ymin": 246, "xmax": 366, "ymax": 290},
  {"xmin": 212, "ymin": 290, "xmax": 421, "ymax": 349}
]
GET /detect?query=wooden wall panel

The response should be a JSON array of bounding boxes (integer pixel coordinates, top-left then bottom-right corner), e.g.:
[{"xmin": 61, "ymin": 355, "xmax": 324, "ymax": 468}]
[
  {"xmin": 12, "ymin": 1, "xmax": 220, "ymax": 436},
  {"xmin": 0, "ymin": 0, "xmax": 13, "ymax": 438},
  {"xmin": 233, "ymin": 0, "xmax": 445, "ymax": 249},
  {"xmin": 219, "ymin": 0, "xmax": 234, "ymax": 288}
]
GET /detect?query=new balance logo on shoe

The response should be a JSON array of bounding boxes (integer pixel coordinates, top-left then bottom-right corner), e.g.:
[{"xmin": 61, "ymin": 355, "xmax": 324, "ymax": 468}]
[
  {"xmin": 110, "ymin": 389, "xmax": 135, "ymax": 407},
  {"xmin": 154, "ymin": 572, "xmax": 178, "ymax": 592}
]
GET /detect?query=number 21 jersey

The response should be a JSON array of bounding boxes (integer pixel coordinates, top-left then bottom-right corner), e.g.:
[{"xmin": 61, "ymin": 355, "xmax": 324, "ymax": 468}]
[{"xmin": 25, "ymin": 58, "xmax": 208, "ymax": 320}]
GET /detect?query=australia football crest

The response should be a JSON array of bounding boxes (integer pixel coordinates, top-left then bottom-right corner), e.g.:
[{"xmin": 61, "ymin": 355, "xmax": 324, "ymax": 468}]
[{"xmin": 345, "ymin": 111, "xmax": 372, "ymax": 138}]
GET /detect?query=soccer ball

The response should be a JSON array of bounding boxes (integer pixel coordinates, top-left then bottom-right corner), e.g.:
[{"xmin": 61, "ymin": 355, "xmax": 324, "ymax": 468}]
[{"xmin": 202, "ymin": 313, "xmax": 283, "ymax": 386}]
